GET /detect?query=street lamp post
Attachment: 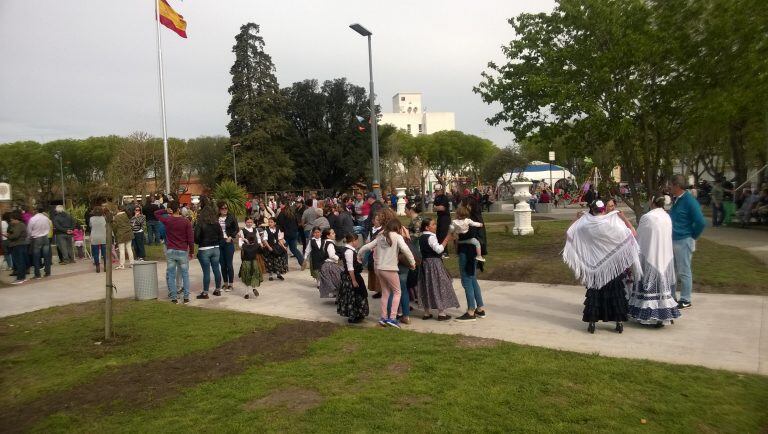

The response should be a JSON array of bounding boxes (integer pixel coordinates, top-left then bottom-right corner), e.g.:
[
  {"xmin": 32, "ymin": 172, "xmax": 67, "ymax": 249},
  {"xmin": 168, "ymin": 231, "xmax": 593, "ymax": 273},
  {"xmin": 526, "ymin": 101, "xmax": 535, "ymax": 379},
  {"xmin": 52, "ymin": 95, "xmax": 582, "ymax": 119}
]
[
  {"xmin": 548, "ymin": 151, "xmax": 556, "ymax": 191},
  {"xmin": 54, "ymin": 151, "xmax": 65, "ymax": 206},
  {"xmin": 350, "ymin": 23, "xmax": 381, "ymax": 200},
  {"xmin": 232, "ymin": 143, "xmax": 241, "ymax": 184}
]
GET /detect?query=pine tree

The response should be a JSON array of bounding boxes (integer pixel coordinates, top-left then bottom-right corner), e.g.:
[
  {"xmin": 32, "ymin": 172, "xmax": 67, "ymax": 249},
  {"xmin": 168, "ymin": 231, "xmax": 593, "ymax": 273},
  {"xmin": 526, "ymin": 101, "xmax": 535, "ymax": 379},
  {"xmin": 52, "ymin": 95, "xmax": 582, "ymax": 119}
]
[{"xmin": 224, "ymin": 23, "xmax": 293, "ymax": 191}]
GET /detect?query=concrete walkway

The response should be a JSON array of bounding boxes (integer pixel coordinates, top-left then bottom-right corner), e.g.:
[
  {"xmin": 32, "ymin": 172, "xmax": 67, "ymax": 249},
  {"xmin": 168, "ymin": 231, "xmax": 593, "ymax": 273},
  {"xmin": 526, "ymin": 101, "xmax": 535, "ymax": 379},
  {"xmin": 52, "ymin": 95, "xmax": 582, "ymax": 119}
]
[{"xmin": 1, "ymin": 257, "xmax": 765, "ymax": 376}]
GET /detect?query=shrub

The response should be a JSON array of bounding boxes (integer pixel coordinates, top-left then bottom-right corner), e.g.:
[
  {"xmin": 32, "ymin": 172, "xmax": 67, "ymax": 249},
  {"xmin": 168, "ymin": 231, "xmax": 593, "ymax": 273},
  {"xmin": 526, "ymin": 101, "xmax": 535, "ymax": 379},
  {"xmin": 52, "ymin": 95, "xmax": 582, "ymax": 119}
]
[{"xmin": 213, "ymin": 180, "xmax": 247, "ymax": 219}]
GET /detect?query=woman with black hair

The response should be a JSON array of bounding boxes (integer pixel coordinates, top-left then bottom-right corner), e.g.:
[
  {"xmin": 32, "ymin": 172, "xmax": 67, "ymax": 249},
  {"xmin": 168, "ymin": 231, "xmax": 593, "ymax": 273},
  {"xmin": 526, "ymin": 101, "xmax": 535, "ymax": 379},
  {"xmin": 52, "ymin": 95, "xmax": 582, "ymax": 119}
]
[
  {"xmin": 217, "ymin": 201, "xmax": 239, "ymax": 291},
  {"xmin": 238, "ymin": 216, "xmax": 263, "ymax": 298},
  {"xmin": 316, "ymin": 228, "xmax": 342, "ymax": 298},
  {"xmin": 336, "ymin": 233, "xmax": 369, "ymax": 323},
  {"xmin": 194, "ymin": 196, "xmax": 223, "ymax": 299},
  {"xmin": 416, "ymin": 218, "xmax": 458, "ymax": 321},
  {"xmin": 263, "ymin": 217, "xmax": 288, "ymax": 281}
]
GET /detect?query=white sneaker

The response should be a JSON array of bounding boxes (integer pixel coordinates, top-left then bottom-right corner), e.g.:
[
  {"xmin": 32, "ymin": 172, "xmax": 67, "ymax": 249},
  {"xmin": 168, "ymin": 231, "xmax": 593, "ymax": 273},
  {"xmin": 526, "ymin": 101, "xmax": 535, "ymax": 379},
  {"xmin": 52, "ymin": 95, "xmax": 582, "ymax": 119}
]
[
  {"xmin": 11, "ymin": 279, "xmax": 26, "ymax": 285},
  {"xmin": 115, "ymin": 265, "xmax": 125, "ymax": 270},
  {"xmin": 476, "ymin": 256, "xmax": 486, "ymax": 262}
]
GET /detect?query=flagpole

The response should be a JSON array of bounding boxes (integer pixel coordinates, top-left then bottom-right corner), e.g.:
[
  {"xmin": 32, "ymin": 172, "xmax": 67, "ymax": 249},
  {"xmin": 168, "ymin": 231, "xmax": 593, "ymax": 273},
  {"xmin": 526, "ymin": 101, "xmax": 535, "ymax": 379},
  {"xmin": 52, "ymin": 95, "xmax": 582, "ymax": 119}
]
[{"xmin": 155, "ymin": 0, "xmax": 172, "ymax": 196}]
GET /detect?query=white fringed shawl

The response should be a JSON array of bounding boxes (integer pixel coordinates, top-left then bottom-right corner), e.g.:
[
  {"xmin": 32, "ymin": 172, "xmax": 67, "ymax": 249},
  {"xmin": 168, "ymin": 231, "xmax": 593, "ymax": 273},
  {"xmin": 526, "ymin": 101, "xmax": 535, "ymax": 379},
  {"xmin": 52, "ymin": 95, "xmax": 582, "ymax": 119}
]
[
  {"xmin": 636, "ymin": 208, "xmax": 675, "ymax": 292},
  {"xmin": 563, "ymin": 211, "xmax": 642, "ymax": 289}
]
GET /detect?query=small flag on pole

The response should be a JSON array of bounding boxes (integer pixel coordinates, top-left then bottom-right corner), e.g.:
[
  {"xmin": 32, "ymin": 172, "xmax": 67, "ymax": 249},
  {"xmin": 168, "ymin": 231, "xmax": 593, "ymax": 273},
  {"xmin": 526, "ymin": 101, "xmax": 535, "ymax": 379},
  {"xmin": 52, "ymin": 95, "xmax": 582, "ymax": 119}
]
[{"xmin": 158, "ymin": 0, "xmax": 187, "ymax": 38}]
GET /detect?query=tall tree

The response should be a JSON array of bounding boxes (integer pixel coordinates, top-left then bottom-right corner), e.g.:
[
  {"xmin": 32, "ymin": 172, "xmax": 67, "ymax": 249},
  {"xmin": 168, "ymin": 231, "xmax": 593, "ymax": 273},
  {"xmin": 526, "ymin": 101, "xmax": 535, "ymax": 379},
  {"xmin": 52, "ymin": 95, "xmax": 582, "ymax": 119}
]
[
  {"xmin": 226, "ymin": 23, "xmax": 293, "ymax": 192},
  {"xmin": 282, "ymin": 78, "xmax": 377, "ymax": 190}
]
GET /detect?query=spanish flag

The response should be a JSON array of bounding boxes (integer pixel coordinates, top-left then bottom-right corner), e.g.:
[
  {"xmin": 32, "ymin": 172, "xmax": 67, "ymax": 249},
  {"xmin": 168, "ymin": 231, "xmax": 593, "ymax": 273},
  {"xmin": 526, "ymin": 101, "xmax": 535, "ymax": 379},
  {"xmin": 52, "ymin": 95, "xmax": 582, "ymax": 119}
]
[{"xmin": 158, "ymin": 0, "xmax": 187, "ymax": 38}]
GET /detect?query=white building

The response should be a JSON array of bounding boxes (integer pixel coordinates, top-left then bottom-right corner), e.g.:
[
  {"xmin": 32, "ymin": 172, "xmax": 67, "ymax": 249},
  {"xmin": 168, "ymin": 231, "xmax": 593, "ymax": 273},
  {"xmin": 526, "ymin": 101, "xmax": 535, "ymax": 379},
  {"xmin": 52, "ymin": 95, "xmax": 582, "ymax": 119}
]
[{"xmin": 380, "ymin": 92, "xmax": 455, "ymax": 136}]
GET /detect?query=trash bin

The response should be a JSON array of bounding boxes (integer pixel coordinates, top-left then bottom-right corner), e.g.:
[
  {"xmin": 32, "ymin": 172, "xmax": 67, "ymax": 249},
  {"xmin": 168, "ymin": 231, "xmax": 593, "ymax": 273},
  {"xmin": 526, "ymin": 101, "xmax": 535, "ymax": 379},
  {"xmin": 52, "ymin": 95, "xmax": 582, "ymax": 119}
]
[{"xmin": 133, "ymin": 261, "xmax": 158, "ymax": 300}]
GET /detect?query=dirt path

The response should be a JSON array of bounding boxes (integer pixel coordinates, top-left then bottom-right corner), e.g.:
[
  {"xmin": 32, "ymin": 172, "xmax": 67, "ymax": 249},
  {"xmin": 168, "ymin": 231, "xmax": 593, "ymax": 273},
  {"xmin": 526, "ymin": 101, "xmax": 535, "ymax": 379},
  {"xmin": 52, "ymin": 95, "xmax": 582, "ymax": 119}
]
[{"xmin": 0, "ymin": 321, "xmax": 337, "ymax": 433}]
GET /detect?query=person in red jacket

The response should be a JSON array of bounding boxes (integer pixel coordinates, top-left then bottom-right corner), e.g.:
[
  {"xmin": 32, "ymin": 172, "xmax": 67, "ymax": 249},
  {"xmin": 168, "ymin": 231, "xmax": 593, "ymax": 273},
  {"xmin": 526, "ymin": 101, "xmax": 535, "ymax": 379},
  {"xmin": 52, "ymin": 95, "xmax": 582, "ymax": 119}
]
[{"xmin": 155, "ymin": 202, "xmax": 194, "ymax": 303}]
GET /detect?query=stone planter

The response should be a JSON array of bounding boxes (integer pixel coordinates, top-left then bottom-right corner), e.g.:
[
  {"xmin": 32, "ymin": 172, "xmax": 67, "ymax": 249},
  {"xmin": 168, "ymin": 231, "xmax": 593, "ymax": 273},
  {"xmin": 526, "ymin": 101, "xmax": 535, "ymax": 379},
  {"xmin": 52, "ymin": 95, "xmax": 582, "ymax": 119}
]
[{"xmin": 511, "ymin": 181, "xmax": 534, "ymax": 235}]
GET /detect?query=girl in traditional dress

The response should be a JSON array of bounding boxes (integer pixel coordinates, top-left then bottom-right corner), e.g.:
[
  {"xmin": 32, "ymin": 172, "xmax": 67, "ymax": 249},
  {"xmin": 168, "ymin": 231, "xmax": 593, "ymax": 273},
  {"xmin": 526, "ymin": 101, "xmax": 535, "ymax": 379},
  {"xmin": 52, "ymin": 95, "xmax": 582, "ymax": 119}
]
[
  {"xmin": 262, "ymin": 217, "xmax": 288, "ymax": 281},
  {"xmin": 336, "ymin": 233, "xmax": 369, "ymax": 323},
  {"xmin": 628, "ymin": 196, "xmax": 681, "ymax": 327},
  {"xmin": 302, "ymin": 226, "xmax": 323, "ymax": 287},
  {"xmin": 238, "ymin": 216, "xmax": 263, "ymax": 298},
  {"xmin": 317, "ymin": 228, "xmax": 343, "ymax": 298},
  {"xmin": 416, "ymin": 218, "xmax": 459, "ymax": 321},
  {"xmin": 563, "ymin": 200, "xmax": 642, "ymax": 334}
]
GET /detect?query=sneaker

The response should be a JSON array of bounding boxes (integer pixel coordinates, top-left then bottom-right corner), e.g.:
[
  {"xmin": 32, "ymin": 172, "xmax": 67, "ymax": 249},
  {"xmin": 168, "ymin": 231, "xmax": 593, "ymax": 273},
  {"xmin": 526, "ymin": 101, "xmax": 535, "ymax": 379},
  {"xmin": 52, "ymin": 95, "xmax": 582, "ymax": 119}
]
[
  {"xmin": 476, "ymin": 256, "xmax": 486, "ymax": 262},
  {"xmin": 244, "ymin": 294, "xmax": 250, "ymax": 299},
  {"xmin": 11, "ymin": 279, "xmax": 26, "ymax": 285},
  {"xmin": 372, "ymin": 292, "xmax": 382, "ymax": 299},
  {"xmin": 437, "ymin": 314, "xmax": 452, "ymax": 321},
  {"xmin": 196, "ymin": 293, "xmax": 209, "ymax": 300},
  {"xmin": 678, "ymin": 301, "xmax": 692, "ymax": 310},
  {"xmin": 378, "ymin": 317, "xmax": 387, "ymax": 326},
  {"xmin": 114, "ymin": 265, "xmax": 125, "ymax": 270},
  {"xmin": 183, "ymin": 299, "xmax": 190, "ymax": 304},
  {"xmin": 252, "ymin": 288, "xmax": 260, "ymax": 297},
  {"xmin": 224, "ymin": 286, "xmax": 232, "ymax": 292},
  {"xmin": 456, "ymin": 312, "xmax": 476, "ymax": 322},
  {"xmin": 475, "ymin": 309, "xmax": 487, "ymax": 319},
  {"xmin": 34, "ymin": 276, "xmax": 42, "ymax": 280},
  {"xmin": 171, "ymin": 299, "xmax": 178, "ymax": 304},
  {"xmin": 212, "ymin": 289, "xmax": 221, "ymax": 296},
  {"xmin": 384, "ymin": 319, "xmax": 401, "ymax": 329}
]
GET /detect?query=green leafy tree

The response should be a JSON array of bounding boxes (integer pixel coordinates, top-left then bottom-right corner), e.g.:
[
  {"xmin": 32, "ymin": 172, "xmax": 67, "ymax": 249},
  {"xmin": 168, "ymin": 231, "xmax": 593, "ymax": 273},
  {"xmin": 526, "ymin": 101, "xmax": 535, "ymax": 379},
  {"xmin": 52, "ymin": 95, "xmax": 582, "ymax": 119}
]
[
  {"xmin": 282, "ymin": 78, "xmax": 377, "ymax": 190},
  {"xmin": 187, "ymin": 136, "xmax": 229, "ymax": 189},
  {"xmin": 225, "ymin": 23, "xmax": 293, "ymax": 192}
]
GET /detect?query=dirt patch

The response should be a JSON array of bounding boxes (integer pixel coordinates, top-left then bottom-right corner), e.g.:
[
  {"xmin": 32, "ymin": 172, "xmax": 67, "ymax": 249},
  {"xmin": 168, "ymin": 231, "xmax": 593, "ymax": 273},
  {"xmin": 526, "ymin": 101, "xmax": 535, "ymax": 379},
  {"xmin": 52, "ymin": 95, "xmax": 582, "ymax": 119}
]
[
  {"xmin": 386, "ymin": 361, "xmax": 411, "ymax": 379},
  {"xmin": 394, "ymin": 395, "xmax": 432, "ymax": 410},
  {"xmin": 0, "ymin": 321, "xmax": 337, "ymax": 433},
  {"xmin": 244, "ymin": 387, "xmax": 323, "ymax": 413},
  {"xmin": 456, "ymin": 336, "xmax": 502, "ymax": 349}
]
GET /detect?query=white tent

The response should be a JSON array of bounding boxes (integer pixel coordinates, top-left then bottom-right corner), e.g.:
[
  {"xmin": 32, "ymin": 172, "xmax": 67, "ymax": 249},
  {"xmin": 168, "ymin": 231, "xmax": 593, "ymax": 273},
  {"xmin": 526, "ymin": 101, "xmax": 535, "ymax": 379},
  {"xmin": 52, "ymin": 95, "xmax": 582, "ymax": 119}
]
[{"xmin": 498, "ymin": 161, "xmax": 574, "ymax": 187}]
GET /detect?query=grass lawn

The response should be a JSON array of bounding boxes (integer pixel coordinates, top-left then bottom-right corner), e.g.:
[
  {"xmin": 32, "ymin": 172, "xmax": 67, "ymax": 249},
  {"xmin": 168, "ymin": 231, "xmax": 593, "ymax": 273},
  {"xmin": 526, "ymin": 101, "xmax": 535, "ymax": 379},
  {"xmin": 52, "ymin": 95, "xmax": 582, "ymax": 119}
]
[
  {"xmin": 1, "ymin": 301, "xmax": 767, "ymax": 433},
  {"xmin": 439, "ymin": 220, "xmax": 768, "ymax": 295}
]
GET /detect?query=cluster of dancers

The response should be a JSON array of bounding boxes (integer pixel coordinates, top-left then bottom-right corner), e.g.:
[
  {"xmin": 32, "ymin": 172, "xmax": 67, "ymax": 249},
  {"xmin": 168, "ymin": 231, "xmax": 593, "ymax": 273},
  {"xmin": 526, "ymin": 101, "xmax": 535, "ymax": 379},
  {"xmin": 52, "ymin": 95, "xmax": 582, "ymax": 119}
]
[{"xmin": 197, "ymin": 199, "xmax": 488, "ymax": 329}]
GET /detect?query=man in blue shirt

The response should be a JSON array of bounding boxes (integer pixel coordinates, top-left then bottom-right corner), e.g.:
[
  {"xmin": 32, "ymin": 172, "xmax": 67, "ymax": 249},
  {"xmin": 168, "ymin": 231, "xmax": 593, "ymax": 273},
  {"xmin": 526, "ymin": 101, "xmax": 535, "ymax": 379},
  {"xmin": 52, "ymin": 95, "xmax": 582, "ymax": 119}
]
[{"xmin": 668, "ymin": 175, "xmax": 707, "ymax": 309}]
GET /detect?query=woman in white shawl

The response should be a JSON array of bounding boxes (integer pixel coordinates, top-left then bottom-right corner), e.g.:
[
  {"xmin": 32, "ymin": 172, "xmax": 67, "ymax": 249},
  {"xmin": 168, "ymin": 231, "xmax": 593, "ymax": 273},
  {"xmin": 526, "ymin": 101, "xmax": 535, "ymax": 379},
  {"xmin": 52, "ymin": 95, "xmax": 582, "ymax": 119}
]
[
  {"xmin": 628, "ymin": 196, "xmax": 681, "ymax": 327},
  {"xmin": 563, "ymin": 200, "xmax": 641, "ymax": 334}
]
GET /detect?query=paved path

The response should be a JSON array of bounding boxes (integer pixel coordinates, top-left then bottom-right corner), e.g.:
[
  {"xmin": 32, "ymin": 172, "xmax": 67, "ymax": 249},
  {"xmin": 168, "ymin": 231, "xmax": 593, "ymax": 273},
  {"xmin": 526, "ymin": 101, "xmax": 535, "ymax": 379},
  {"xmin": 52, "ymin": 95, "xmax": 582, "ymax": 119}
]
[{"xmin": 1, "ymin": 257, "xmax": 765, "ymax": 376}]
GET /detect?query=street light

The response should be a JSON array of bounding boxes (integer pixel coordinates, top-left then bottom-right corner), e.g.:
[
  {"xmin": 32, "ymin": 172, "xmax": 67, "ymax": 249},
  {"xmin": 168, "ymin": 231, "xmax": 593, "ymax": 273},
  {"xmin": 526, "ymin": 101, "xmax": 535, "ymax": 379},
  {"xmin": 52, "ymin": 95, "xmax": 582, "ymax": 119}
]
[
  {"xmin": 54, "ymin": 151, "xmax": 65, "ymax": 206},
  {"xmin": 232, "ymin": 143, "xmax": 241, "ymax": 184},
  {"xmin": 548, "ymin": 151, "xmax": 556, "ymax": 191},
  {"xmin": 350, "ymin": 23, "xmax": 381, "ymax": 200}
]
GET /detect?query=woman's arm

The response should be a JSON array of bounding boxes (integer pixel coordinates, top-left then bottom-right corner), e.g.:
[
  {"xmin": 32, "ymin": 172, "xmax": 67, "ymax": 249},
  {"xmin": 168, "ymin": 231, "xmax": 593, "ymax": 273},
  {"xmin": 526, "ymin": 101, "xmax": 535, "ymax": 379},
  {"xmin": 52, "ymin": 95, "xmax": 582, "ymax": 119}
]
[{"xmin": 357, "ymin": 238, "xmax": 377, "ymax": 261}]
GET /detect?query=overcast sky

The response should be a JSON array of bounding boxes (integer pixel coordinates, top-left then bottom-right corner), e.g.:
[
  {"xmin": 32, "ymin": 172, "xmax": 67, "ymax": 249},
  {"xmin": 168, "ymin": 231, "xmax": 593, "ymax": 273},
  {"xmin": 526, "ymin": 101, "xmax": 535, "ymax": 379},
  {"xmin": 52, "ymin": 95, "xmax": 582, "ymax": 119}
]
[{"xmin": 0, "ymin": 0, "xmax": 555, "ymax": 147}]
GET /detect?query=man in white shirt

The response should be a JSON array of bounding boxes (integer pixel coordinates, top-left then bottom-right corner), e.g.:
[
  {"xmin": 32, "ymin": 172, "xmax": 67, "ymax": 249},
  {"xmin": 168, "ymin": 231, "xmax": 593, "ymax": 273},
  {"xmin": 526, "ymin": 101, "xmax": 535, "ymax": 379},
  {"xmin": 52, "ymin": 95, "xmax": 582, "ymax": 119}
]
[{"xmin": 27, "ymin": 207, "xmax": 53, "ymax": 278}]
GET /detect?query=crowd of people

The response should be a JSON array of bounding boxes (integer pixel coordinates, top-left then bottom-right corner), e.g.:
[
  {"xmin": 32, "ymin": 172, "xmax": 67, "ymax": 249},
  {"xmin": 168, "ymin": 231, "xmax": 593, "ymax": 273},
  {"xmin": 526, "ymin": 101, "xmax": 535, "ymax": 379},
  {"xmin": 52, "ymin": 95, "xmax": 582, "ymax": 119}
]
[{"xmin": 564, "ymin": 174, "xmax": 706, "ymax": 333}]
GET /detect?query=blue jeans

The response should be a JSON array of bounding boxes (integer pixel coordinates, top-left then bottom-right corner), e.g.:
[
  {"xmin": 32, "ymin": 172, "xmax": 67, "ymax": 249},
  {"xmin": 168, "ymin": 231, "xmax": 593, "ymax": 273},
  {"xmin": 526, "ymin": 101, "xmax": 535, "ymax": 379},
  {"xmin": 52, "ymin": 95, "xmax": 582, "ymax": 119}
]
[
  {"xmin": 197, "ymin": 247, "xmax": 221, "ymax": 293},
  {"xmin": 91, "ymin": 244, "xmax": 107, "ymax": 265},
  {"xmin": 285, "ymin": 233, "xmax": 303, "ymax": 266},
  {"xmin": 11, "ymin": 245, "xmax": 27, "ymax": 281},
  {"xmin": 218, "ymin": 240, "xmax": 235, "ymax": 284},
  {"xmin": 146, "ymin": 220, "xmax": 159, "ymax": 244},
  {"xmin": 672, "ymin": 238, "xmax": 694, "ymax": 303},
  {"xmin": 387, "ymin": 265, "xmax": 411, "ymax": 317},
  {"xmin": 458, "ymin": 252, "xmax": 484, "ymax": 310},
  {"xmin": 166, "ymin": 249, "xmax": 190, "ymax": 300},
  {"xmin": 711, "ymin": 203, "xmax": 723, "ymax": 227},
  {"xmin": 30, "ymin": 237, "xmax": 51, "ymax": 278},
  {"xmin": 2, "ymin": 240, "xmax": 13, "ymax": 269},
  {"xmin": 132, "ymin": 232, "xmax": 146, "ymax": 259}
]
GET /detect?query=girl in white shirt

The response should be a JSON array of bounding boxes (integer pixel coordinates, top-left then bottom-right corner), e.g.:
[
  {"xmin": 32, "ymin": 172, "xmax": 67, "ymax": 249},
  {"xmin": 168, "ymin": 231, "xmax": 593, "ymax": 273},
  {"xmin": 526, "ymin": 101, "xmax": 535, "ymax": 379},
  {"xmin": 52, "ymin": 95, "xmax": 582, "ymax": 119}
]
[
  {"xmin": 416, "ymin": 218, "xmax": 459, "ymax": 321},
  {"xmin": 316, "ymin": 228, "xmax": 343, "ymax": 298},
  {"xmin": 336, "ymin": 233, "xmax": 369, "ymax": 323},
  {"xmin": 263, "ymin": 217, "xmax": 288, "ymax": 281},
  {"xmin": 451, "ymin": 205, "xmax": 485, "ymax": 262},
  {"xmin": 302, "ymin": 226, "xmax": 323, "ymax": 286}
]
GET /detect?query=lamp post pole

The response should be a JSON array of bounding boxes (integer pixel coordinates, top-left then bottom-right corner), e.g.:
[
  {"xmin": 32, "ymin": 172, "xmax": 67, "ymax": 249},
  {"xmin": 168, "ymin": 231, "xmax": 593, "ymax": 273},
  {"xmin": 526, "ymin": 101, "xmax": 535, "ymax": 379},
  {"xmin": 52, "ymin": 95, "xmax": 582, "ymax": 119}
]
[
  {"xmin": 350, "ymin": 23, "xmax": 381, "ymax": 200},
  {"xmin": 232, "ymin": 143, "xmax": 241, "ymax": 184},
  {"xmin": 548, "ymin": 151, "xmax": 556, "ymax": 192},
  {"xmin": 54, "ymin": 152, "xmax": 65, "ymax": 206}
]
